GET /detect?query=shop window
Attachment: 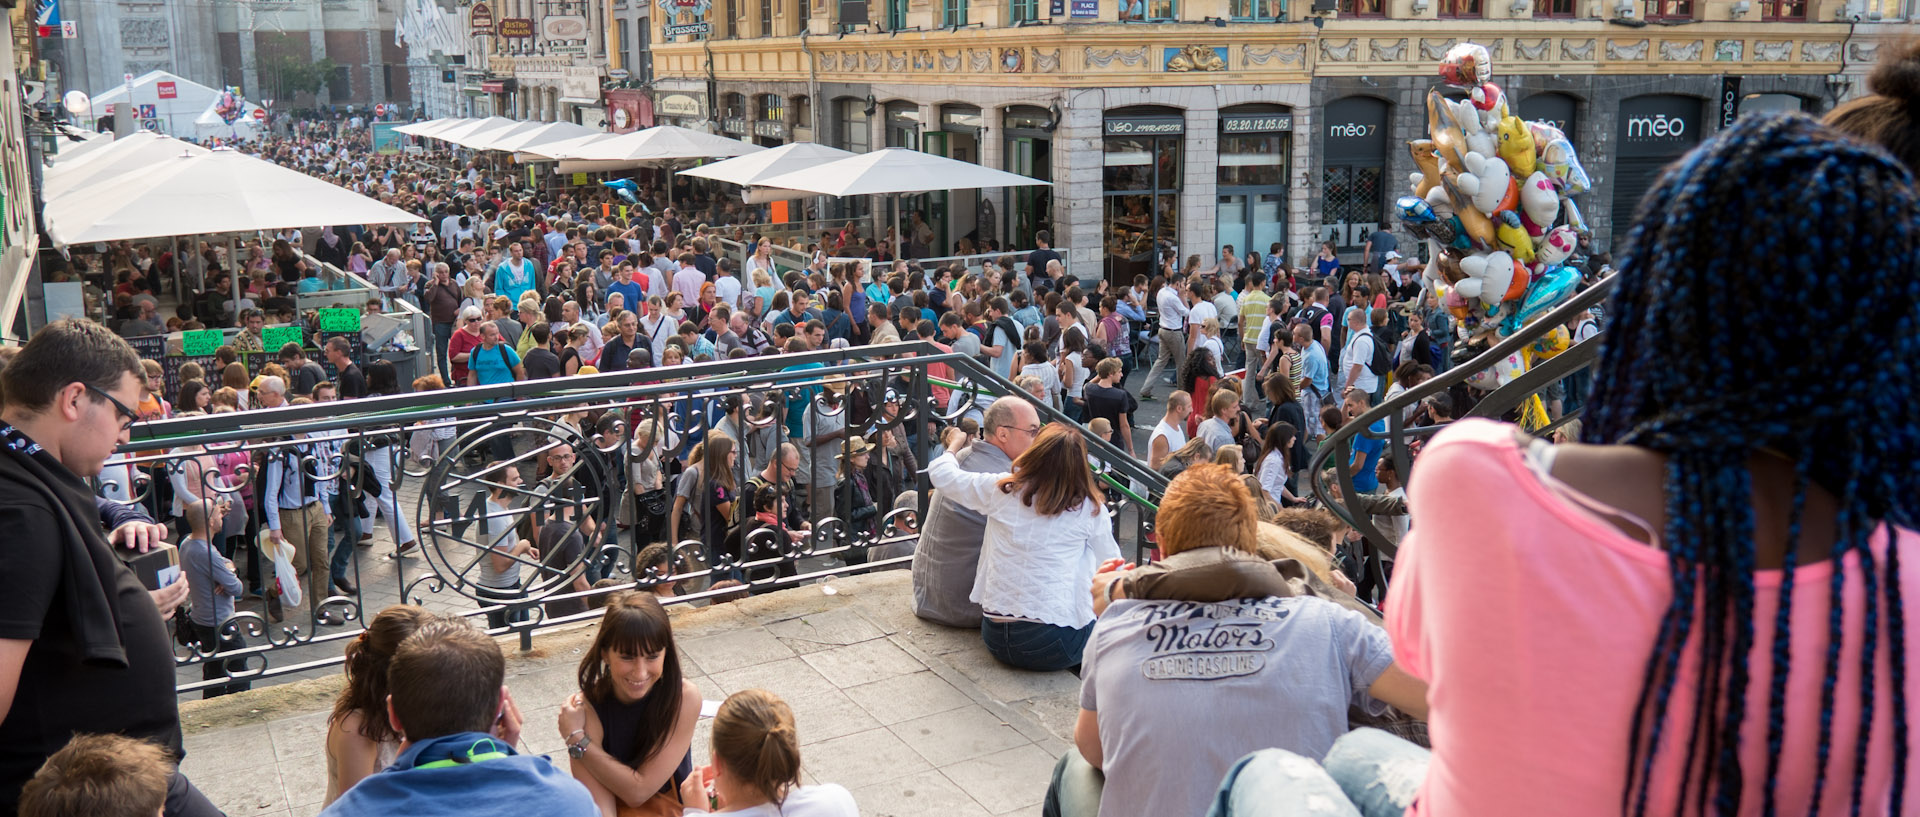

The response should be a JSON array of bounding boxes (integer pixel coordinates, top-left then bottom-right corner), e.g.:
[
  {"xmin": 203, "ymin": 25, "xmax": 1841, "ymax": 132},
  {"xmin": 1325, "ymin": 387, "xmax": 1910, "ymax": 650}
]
[
  {"xmin": 837, "ymin": 98, "xmax": 870, "ymax": 153},
  {"xmin": 1321, "ymin": 97, "xmax": 1388, "ymax": 251},
  {"xmin": 760, "ymin": 94, "xmax": 785, "ymax": 121},
  {"xmin": 1102, "ymin": 111, "xmax": 1184, "ymax": 285}
]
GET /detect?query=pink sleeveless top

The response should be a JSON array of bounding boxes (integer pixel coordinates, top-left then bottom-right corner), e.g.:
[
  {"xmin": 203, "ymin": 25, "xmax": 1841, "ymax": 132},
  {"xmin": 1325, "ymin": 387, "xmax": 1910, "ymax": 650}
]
[{"xmin": 1388, "ymin": 419, "xmax": 1920, "ymax": 817}]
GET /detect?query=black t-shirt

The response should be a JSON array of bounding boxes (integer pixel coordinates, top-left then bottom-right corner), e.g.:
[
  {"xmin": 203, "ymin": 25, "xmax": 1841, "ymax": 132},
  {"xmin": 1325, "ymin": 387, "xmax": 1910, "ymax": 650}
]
[
  {"xmin": 291, "ymin": 360, "xmax": 328, "ymax": 396},
  {"xmin": 336, "ymin": 363, "xmax": 367, "ymax": 399},
  {"xmin": 523, "ymin": 347, "xmax": 562, "ymax": 380},
  {"xmin": 0, "ymin": 463, "xmax": 181, "ymax": 812},
  {"xmin": 1026, "ymin": 247, "xmax": 1061, "ymax": 273},
  {"xmin": 1083, "ymin": 383, "xmax": 1137, "ymax": 447}
]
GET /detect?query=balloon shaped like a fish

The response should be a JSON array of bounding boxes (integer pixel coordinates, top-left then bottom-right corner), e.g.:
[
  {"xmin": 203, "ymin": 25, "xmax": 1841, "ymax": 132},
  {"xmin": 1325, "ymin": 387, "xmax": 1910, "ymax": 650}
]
[{"xmin": 1540, "ymin": 138, "xmax": 1591, "ymax": 195}]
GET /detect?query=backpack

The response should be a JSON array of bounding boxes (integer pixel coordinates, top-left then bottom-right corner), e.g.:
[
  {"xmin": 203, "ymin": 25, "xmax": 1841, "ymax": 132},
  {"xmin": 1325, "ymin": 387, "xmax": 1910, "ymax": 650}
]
[{"xmin": 1358, "ymin": 330, "xmax": 1390, "ymax": 377}]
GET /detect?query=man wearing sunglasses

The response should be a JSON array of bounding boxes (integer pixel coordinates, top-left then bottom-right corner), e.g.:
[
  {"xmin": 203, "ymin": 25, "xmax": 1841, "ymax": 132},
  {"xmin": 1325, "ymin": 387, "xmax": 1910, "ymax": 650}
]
[{"xmin": 0, "ymin": 319, "xmax": 222, "ymax": 815}]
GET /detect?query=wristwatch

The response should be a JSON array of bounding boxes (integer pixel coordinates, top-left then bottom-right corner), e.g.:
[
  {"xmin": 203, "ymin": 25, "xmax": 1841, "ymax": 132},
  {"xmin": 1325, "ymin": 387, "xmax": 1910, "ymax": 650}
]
[{"xmin": 566, "ymin": 732, "xmax": 592, "ymax": 759}]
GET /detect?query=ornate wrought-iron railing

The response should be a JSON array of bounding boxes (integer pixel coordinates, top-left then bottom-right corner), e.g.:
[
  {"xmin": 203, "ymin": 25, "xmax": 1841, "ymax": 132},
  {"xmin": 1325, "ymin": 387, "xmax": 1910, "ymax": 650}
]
[
  {"xmin": 1308, "ymin": 273, "xmax": 1617, "ymax": 603},
  {"xmin": 114, "ymin": 342, "xmax": 1168, "ymax": 696}
]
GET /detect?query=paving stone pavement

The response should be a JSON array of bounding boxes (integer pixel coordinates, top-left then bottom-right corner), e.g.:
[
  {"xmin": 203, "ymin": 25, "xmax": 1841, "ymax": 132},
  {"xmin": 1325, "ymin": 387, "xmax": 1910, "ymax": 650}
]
[{"xmin": 177, "ymin": 571, "xmax": 1076, "ymax": 817}]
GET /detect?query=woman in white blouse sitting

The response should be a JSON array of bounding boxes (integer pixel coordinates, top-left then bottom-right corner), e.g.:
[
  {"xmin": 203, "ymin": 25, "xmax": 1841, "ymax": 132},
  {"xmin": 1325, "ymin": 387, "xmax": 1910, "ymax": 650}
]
[{"xmin": 928, "ymin": 424, "xmax": 1121, "ymax": 672}]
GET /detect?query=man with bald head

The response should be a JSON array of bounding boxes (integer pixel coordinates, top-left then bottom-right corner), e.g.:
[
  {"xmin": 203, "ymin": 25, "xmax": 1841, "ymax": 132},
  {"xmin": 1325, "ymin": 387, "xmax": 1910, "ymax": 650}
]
[{"xmin": 911, "ymin": 396, "xmax": 1042, "ymax": 627}]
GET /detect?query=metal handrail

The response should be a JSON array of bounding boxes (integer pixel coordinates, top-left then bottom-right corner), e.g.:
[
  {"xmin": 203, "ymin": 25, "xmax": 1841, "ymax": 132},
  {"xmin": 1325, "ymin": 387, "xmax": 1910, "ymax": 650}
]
[
  {"xmin": 1306, "ymin": 273, "xmax": 1617, "ymax": 584},
  {"xmin": 127, "ymin": 341, "xmax": 959, "ymax": 446}
]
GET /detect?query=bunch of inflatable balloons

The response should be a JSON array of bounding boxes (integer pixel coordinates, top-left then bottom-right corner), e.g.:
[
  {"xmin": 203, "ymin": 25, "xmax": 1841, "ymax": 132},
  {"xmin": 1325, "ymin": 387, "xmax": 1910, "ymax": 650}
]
[
  {"xmin": 214, "ymin": 88, "xmax": 246, "ymax": 125},
  {"xmin": 1397, "ymin": 43, "xmax": 1589, "ymax": 345}
]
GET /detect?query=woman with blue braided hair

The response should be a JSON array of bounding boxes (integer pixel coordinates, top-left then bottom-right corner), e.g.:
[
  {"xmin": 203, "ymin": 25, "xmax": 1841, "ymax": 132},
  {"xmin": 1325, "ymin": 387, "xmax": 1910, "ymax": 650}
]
[{"xmin": 1206, "ymin": 113, "xmax": 1920, "ymax": 817}]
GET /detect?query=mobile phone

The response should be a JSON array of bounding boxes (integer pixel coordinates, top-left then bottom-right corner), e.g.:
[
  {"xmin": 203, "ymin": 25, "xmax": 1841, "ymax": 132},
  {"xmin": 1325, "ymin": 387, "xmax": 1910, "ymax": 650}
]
[{"xmin": 128, "ymin": 544, "xmax": 180, "ymax": 591}]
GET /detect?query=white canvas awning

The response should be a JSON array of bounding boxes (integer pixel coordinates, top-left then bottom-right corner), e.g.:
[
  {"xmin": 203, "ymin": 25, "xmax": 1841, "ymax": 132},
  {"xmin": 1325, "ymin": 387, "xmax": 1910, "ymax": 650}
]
[
  {"xmin": 394, "ymin": 117, "xmax": 469, "ymax": 137},
  {"xmin": 446, "ymin": 119, "xmax": 546, "ymax": 150},
  {"xmin": 483, "ymin": 121, "xmax": 600, "ymax": 154},
  {"xmin": 43, "ymin": 132, "xmax": 208, "ymax": 200},
  {"xmin": 44, "ymin": 148, "xmax": 425, "ymax": 247},
  {"xmin": 675, "ymin": 141, "xmax": 857, "ymax": 187},
  {"xmin": 514, "ymin": 132, "xmax": 618, "ymax": 163},
  {"xmin": 752, "ymin": 147, "xmax": 1048, "ymax": 196},
  {"xmin": 556, "ymin": 125, "xmax": 761, "ymax": 166},
  {"xmin": 420, "ymin": 116, "xmax": 519, "ymax": 145}
]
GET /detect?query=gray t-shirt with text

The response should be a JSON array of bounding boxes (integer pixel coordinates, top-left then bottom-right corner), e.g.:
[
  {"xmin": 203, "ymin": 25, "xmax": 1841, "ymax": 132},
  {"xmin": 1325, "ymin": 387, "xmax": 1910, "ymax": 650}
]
[{"xmin": 1080, "ymin": 595, "xmax": 1394, "ymax": 817}]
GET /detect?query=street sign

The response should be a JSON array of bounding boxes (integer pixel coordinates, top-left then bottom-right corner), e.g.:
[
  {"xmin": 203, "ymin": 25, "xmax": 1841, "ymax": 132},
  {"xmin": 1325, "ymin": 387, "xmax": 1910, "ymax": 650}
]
[
  {"xmin": 470, "ymin": 1, "xmax": 494, "ymax": 32},
  {"xmin": 136, "ymin": 103, "xmax": 155, "ymax": 118},
  {"xmin": 496, "ymin": 17, "xmax": 534, "ymax": 37},
  {"xmin": 252, "ymin": 107, "xmax": 267, "ymax": 121},
  {"xmin": 59, "ymin": 20, "xmax": 75, "ymax": 38},
  {"xmin": 664, "ymin": 21, "xmax": 710, "ymax": 36},
  {"xmin": 157, "ymin": 80, "xmax": 176, "ymax": 99}
]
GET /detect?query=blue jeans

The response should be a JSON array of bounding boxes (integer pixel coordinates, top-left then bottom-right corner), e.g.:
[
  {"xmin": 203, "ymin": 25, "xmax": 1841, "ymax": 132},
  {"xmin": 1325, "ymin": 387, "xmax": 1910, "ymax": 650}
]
[
  {"xmin": 980, "ymin": 617, "xmax": 1092, "ymax": 672},
  {"xmin": 327, "ymin": 490, "xmax": 361, "ymax": 585},
  {"xmin": 433, "ymin": 321, "xmax": 454, "ymax": 382},
  {"xmin": 1208, "ymin": 729, "xmax": 1430, "ymax": 817}
]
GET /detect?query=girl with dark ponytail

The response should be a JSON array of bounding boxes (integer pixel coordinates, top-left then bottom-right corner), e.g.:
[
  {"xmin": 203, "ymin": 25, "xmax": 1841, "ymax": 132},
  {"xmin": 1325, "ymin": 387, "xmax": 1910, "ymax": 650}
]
[
  {"xmin": 323, "ymin": 604, "xmax": 436, "ymax": 806},
  {"xmin": 1333, "ymin": 111, "xmax": 1920, "ymax": 817},
  {"xmin": 691, "ymin": 689, "xmax": 857, "ymax": 816}
]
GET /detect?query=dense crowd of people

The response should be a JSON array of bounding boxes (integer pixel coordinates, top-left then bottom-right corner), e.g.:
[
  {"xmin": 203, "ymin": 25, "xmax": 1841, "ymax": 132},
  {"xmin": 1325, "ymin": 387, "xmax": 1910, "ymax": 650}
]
[{"xmin": 13, "ymin": 40, "xmax": 1920, "ymax": 817}]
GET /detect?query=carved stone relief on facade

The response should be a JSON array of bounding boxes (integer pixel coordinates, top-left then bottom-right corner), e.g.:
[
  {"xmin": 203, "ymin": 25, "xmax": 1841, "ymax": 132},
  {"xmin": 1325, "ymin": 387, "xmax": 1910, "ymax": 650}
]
[
  {"xmin": 1032, "ymin": 48, "xmax": 1060, "ymax": 72},
  {"xmin": 1848, "ymin": 41, "xmax": 1878, "ymax": 63},
  {"xmin": 1714, "ymin": 39, "xmax": 1742, "ymax": 61},
  {"xmin": 1242, "ymin": 43, "xmax": 1305, "ymax": 65},
  {"xmin": 887, "ymin": 51, "xmax": 907, "ymax": 71},
  {"xmin": 1658, "ymin": 39, "xmax": 1701, "ymax": 61},
  {"xmin": 1752, "ymin": 40, "xmax": 1792, "ymax": 61},
  {"xmin": 1085, "ymin": 46, "xmax": 1149, "ymax": 68},
  {"xmin": 1370, "ymin": 38, "xmax": 1406, "ymax": 62},
  {"xmin": 1514, "ymin": 38, "xmax": 1548, "ymax": 61},
  {"xmin": 1606, "ymin": 39, "xmax": 1647, "ymax": 60},
  {"xmin": 1801, "ymin": 41, "xmax": 1840, "ymax": 62},
  {"xmin": 969, "ymin": 48, "xmax": 991, "ymax": 72},
  {"xmin": 1420, "ymin": 38, "xmax": 1457, "ymax": 61},
  {"xmin": 1560, "ymin": 38, "xmax": 1594, "ymax": 60},
  {"xmin": 119, "ymin": 18, "xmax": 170, "ymax": 48},
  {"xmin": 1321, "ymin": 38, "xmax": 1357, "ymax": 62}
]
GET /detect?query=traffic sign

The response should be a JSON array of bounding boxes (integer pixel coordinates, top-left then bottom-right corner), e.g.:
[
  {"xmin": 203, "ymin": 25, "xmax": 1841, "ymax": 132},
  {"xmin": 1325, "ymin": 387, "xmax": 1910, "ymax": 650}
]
[{"xmin": 252, "ymin": 107, "xmax": 267, "ymax": 121}]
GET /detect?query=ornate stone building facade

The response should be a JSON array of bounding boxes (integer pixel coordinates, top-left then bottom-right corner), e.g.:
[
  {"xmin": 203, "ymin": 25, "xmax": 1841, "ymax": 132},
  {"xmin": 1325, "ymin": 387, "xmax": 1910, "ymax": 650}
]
[{"xmin": 649, "ymin": 0, "xmax": 1881, "ymax": 276}]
